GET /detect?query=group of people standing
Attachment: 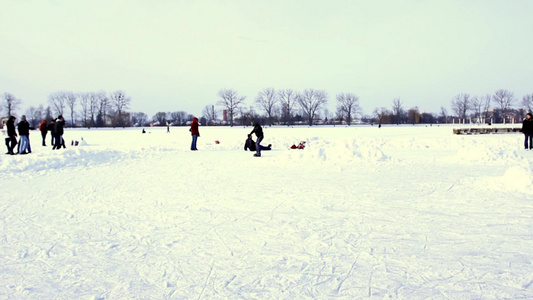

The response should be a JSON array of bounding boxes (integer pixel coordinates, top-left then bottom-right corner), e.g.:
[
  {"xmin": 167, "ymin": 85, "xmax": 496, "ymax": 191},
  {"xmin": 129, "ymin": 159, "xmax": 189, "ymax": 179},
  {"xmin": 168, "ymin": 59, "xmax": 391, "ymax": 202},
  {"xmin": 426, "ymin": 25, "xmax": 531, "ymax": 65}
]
[{"xmin": 3, "ymin": 115, "xmax": 66, "ymax": 155}]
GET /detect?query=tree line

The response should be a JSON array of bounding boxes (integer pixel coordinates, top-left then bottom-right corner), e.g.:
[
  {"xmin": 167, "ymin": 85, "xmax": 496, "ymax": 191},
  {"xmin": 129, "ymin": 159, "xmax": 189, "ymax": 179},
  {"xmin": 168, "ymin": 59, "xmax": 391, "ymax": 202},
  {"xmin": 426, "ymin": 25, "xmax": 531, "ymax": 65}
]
[
  {"xmin": 1, "ymin": 91, "xmax": 131, "ymax": 128},
  {"xmin": 2, "ymin": 88, "xmax": 532, "ymax": 128}
]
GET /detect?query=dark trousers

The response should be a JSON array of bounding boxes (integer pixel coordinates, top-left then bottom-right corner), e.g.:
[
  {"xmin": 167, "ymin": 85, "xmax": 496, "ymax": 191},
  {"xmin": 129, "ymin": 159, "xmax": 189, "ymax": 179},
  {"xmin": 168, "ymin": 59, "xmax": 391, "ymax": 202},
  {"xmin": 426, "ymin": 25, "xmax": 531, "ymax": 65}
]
[
  {"xmin": 191, "ymin": 135, "xmax": 198, "ymax": 150},
  {"xmin": 5, "ymin": 137, "xmax": 10, "ymax": 153},
  {"xmin": 41, "ymin": 131, "xmax": 47, "ymax": 146},
  {"xmin": 6, "ymin": 136, "xmax": 17, "ymax": 154},
  {"xmin": 255, "ymin": 136, "xmax": 263, "ymax": 156},
  {"xmin": 525, "ymin": 133, "xmax": 533, "ymax": 149},
  {"xmin": 53, "ymin": 135, "xmax": 65, "ymax": 149}
]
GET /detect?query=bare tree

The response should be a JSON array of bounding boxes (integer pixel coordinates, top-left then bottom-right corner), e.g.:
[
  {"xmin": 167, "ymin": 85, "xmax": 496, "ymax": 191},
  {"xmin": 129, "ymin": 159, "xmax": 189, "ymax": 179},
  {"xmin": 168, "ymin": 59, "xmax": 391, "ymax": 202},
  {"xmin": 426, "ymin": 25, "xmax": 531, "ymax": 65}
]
[
  {"xmin": 255, "ymin": 88, "xmax": 278, "ymax": 125},
  {"xmin": 217, "ymin": 89, "xmax": 246, "ymax": 126},
  {"xmin": 298, "ymin": 89, "xmax": 328, "ymax": 126},
  {"xmin": 25, "ymin": 106, "xmax": 39, "ymax": 128},
  {"xmin": 336, "ymin": 93, "xmax": 360, "ymax": 125},
  {"xmin": 96, "ymin": 92, "xmax": 110, "ymax": 127},
  {"xmin": 109, "ymin": 90, "xmax": 131, "ymax": 126},
  {"xmin": 391, "ymin": 98, "xmax": 405, "ymax": 125},
  {"xmin": 89, "ymin": 93, "xmax": 100, "ymax": 127},
  {"xmin": 522, "ymin": 93, "xmax": 533, "ymax": 113},
  {"xmin": 79, "ymin": 93, "xmax": 91, "ymax": 127},
  {"xmin": 202, "ymin": 105, "xmax": 217, "ymax": 126},
  {"xmin": 278, "ymin": 89, "xmax": 299, "ymax": 125},
  {"xmin": 3, "ymin": 93, "xmax": 22, "ymax": 117},
  {"xmin": 373, "ymin": 107, "xmax": 390, "ymax": 127},
  {"xmin": 451, "ymin": 93, "xmax": 471, "ymax": 122},
  {"xmin": 482, "ymin": 94, "xmax": 492, "ymax": 122},
  {"xmin": 470, "ymin": 96, "xmax": 483, "ymax": 123},
  {"xmin": 407, "ymin": 107, "xmax": 420, "ymax": 124},
  {"xmin": 65, "ymin": 92, "xmax": 77, "ymax": 126},
  {"xmin": 49, "ymin": 91, "xmax": 68, "ymax": 117},
  {"xmin": 492, "ymin": 89, "xmax": 515, "ymax": 123},
  {"xmin": 36, "ymin": 104, "xmax": 47, "ymax": 121},
  {"xmin": 153, "ymin": 112, "xmax": 167, "ymax": 125},
  {"xmin": 439, "ymin": 106, "xmax": 448, "ymax": 124},
  {"xmin": 131, "ymin": 112, "xmax": 148, "ymax": 126}
]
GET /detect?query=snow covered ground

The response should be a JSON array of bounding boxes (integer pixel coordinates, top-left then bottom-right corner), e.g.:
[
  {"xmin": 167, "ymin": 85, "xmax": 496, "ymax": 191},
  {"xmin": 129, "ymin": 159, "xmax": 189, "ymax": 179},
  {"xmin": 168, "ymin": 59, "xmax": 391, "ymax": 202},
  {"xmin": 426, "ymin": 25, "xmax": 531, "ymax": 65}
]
[{"xmin": 1, "ymin": 124, "xmax": 532, "ymax": 299}]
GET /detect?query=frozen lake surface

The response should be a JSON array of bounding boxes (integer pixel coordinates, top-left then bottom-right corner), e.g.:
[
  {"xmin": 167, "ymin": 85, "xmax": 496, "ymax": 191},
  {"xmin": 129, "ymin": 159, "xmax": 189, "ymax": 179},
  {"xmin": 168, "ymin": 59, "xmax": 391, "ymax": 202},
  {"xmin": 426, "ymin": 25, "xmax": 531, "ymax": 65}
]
[{"xmin": 1, "ymin": 124, "xmax": 532, "ymax": 299}]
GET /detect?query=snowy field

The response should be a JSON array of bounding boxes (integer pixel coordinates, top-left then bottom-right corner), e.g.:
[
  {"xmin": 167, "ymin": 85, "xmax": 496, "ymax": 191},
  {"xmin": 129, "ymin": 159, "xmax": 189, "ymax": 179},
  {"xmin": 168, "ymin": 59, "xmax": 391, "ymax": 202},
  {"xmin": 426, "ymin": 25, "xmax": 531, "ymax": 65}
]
[{"xmin": 1, "ymin": 124, "xmax": 532, "ymax": 299}]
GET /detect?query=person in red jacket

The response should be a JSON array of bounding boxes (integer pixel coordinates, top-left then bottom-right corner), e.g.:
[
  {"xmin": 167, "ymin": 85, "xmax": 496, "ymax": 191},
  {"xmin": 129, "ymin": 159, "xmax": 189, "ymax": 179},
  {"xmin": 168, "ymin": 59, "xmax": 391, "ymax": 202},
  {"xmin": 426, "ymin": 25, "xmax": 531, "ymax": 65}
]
[
  {"xmin": 190, "ymin": 117, "xmax": 199, "ymax": 151},
  {"xmin": 39, "ymin": 120, "xmax": 48, "ymax": 146}
]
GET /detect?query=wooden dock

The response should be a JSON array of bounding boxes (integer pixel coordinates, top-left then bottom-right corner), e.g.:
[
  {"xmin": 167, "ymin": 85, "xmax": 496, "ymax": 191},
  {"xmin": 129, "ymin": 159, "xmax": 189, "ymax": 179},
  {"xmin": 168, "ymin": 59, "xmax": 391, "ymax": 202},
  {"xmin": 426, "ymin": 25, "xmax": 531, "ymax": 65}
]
[{"xmin": 453, "ymin": 127, "xmax": 521, "ymax": 135}]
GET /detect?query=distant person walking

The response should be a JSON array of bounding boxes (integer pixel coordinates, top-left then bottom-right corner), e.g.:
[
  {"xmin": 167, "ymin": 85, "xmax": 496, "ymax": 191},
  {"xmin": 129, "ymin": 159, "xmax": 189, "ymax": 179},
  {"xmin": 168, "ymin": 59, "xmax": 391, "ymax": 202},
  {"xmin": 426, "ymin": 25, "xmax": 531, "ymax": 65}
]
[
  {"xmin": 17, "ymin": 115, "xmax": 32, "ymax": 154},
  {"xmin": 47, "ymin": 119, "xmax": 56, "ymax": 147},
  {"xmin": 190, "ymin": 117, "xmax": 199, "ymax": 151},
  {"xmin": 53, "ymin": 115, "xmax": 66, "ymax": 150},
  {"xmin": 250, "ymin": 122, "xmax": 264, "ymax": 157},
  {"xmin": 39, "ymin": 119, "xmax": 48, "ymax": 146},
  {"xmin": 521, "ymin": 112, "xmax": 533, "ymax": 150},
  {"xmin": 6, "ymin": 116, "xmax": 17, "ymax": 155}
]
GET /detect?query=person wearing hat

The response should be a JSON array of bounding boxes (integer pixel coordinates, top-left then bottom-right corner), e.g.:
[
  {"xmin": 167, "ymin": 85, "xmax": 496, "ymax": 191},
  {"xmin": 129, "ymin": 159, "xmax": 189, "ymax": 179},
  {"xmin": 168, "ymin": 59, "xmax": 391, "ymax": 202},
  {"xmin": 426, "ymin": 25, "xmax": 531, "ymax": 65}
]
[
  {"xmin": 39, "ymin": 119, "xmax": 48, "ymax": 146},
  {"xmin": 6, "ymin": 116, "xmax": 17, "ymax": 155},
  {"xmin": 189, "ymin": 117, "xmax": 199, "ymax": 150},
  {"xmin": 17, "ymin": 115, "xmax": 32, "ymax": 154},
  {"xmin": 521, "ymin": 112, "xmax": 533, "ymax": 150}
]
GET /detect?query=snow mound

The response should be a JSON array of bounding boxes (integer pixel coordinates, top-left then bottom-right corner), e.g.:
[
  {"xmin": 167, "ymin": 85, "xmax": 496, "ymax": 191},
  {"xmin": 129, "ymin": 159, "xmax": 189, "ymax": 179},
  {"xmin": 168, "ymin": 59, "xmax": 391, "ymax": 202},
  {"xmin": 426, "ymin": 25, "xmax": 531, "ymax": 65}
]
[
  {"xmin": 498, "ymin": 165, "xmax": 533, "ymax": 192},
  {"xmin": 450, "ymin": 145, "xmax": 522, "ymax": 165},
  {"xmin": 0, "ymin": 148, "xmax": 140, "ymax": 173},
  {"xmin": 275, "ymin": 137, "xmax": 390, "ymax": 165},
  {"xmin": 472, "ymin": 165, "xmax": 533, "ymax": 193}
]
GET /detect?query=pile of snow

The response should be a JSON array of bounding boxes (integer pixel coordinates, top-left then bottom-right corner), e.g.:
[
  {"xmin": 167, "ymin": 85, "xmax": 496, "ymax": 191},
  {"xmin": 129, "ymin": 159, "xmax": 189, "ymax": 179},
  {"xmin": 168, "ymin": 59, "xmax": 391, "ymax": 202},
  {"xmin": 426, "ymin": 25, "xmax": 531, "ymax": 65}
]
[{"xmin": 1, "ymin": 125, "xmax": 532, "ymax": 299}]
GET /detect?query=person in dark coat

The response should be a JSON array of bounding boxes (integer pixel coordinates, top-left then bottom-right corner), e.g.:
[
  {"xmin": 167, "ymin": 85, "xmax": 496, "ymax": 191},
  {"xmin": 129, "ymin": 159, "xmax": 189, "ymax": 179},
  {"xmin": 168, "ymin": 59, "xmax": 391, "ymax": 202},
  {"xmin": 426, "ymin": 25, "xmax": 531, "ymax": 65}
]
[
  {"xmin": 39, "ymin": 119, "xmax": 48, "ymax": 146},
  {"xmin": 53, "ymin": 115, "xmax": 66, "ymax": 150},
  {"xmin": 250, "ymin": 122, "xmax": 264, "ymax": 157},
  {"xmin": 190, "ymin": 117, "xmax": 199, "ymax": 150},
  {"xmin": 17, "ymin": 115, "xmax": 32, "ymax": 154},
  {"xmin": 6, "ymin": 116, "xmax": 17, "ymax": 155},
  {"xmin": 521, "ymin": 112, "xmax": 533, "ymax": 150},
  {"xmin": 244, "ymin": 134, "xmax": 271, "ymax": 152},
  {"xmin": 47, "ymin": 119, "xmax": 56, "ymax": 147}
]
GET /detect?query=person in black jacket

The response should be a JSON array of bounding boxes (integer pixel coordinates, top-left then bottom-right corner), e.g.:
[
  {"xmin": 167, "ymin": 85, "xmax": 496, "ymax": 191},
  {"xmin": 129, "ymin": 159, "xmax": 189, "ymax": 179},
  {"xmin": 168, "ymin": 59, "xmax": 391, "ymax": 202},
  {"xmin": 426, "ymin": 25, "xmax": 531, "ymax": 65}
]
[
  {"xmin": 521, "ymin": 112, "xmax": 533, "ymax": 150},
  {"xmin": 53, "ymin": 115, "xmax": 66, "ymax": 150},
  {"xmin": 17, "ymin": 115, "xmax": 32, "ymax": 154},
  {"xmin": 6, "ymin": 116, "xmax": 17, "ymax": 155},
  {"xmin": 244, "ymin": 134, "xmax": 271, "ymax": 152},
  {"xmin": 250, "ymin": 122, "xmax": 264, "ymax": 157}
]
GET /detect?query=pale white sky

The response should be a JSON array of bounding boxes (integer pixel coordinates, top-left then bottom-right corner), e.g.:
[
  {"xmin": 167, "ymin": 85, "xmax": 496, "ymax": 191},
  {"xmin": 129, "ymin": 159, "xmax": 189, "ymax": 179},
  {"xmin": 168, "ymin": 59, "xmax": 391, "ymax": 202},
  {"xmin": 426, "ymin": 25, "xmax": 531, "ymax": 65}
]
[{"xmin": 1, "ymin": 0, "xmax": 532, "ymax": 118}]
